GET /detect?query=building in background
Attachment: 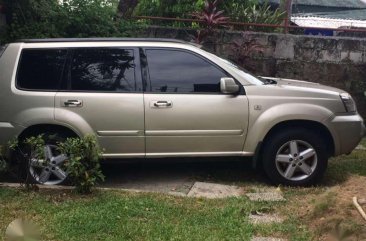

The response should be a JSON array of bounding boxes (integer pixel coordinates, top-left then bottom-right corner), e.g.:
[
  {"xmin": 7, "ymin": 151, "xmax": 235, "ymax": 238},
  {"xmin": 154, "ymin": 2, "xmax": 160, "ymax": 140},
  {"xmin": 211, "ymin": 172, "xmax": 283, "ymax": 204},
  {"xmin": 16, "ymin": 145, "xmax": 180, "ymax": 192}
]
[{"xmin": 261, "ymin": 0, "xmax": 366, "ymax": 37}]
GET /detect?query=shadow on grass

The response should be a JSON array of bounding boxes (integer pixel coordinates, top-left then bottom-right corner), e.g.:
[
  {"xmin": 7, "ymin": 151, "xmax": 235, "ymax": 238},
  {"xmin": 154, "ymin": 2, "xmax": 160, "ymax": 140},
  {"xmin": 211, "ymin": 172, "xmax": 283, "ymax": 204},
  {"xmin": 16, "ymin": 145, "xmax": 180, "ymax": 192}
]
[{"xmin": 323, "ymin": 148, "xmax": 366, "ymax": 186}]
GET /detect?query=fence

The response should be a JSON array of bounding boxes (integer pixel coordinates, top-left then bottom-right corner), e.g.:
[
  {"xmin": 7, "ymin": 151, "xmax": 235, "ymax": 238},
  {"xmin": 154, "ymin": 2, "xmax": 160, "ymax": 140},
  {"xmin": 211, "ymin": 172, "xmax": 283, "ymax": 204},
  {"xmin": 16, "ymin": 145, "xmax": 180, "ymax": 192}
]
[{"xmin": 134, "ymin": 16, "xmax": 366, "ymax": 38}]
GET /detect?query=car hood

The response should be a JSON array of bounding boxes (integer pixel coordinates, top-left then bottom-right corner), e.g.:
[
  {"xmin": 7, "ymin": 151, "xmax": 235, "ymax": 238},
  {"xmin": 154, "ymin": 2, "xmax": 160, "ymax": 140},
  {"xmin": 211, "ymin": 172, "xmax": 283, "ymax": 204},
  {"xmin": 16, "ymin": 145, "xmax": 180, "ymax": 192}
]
[{"xmin": 262, "ymin": 77, "xmax": 345, "ymax": 94}]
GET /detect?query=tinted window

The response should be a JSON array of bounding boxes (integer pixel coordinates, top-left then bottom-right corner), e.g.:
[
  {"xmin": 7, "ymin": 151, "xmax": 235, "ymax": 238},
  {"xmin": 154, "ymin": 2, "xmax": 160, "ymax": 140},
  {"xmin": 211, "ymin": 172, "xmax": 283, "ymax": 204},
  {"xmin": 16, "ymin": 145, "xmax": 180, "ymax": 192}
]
[
  {"xmin": 17, "ymin": 49, "xmax": 67, "ymax": 90},
  {"xmin": 146, "ymin": 49, "xmax": 228, "ymax": 93},
  {"xmin": 69, "ymin": 48, "xmax": 136, "ymax": 92}
]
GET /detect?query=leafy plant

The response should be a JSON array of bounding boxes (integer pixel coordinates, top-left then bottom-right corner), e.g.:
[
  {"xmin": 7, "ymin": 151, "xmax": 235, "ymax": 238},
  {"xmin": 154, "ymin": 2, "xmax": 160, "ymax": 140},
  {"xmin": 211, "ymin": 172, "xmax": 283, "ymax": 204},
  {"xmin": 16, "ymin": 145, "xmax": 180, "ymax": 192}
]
[
  {"xmin": 135, "ymin": 0, "xmax": 205, "ymax": 19},
  {"xmin": 224, "ymin": 0, "xmax": 285, "ymax": 32},
  {"xmin": 58, "ymin": 135, "xmax": 104, "ymax": 194},
  {"xmin": 1, "ymin": 0, "xmax": 143, "ymax": 43},
  {"xmin": 0, "ymin": 146, "xmax": 9, "ymax": 173},
  {"xmin": 191, "ymin": 0, "xmax": 229, "ymax": 44}
]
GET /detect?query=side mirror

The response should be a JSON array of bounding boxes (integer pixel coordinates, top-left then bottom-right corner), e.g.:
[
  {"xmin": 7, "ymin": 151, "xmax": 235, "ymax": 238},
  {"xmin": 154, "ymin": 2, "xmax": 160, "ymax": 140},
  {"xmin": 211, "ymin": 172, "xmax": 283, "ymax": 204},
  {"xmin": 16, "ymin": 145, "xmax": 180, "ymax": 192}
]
[{"xmin": 220, "ymin": 77, "xmax": 240, "ymax": 94}]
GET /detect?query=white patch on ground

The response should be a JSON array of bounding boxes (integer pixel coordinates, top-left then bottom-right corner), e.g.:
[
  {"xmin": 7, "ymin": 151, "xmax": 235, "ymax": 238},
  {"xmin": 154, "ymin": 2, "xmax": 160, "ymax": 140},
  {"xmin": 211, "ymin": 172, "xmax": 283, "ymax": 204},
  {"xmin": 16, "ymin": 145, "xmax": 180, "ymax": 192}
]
[
  {"xmin": 246, "ymin": 191, "xmax": 285, "ymax": 202},
  {"xmin": 249, "ymin": 212, "xmax": 283, "ymax": 224},
  {"xmin": 187, "ymin": 182, "xmax": 244, "ymax": 198},
  {"xmin": 356, "ymin": 145, "xmax": 366, "ymax": 150},
  {"xmin": 251, "ymin": 237, "xmax": 287, "ymax": 241}
]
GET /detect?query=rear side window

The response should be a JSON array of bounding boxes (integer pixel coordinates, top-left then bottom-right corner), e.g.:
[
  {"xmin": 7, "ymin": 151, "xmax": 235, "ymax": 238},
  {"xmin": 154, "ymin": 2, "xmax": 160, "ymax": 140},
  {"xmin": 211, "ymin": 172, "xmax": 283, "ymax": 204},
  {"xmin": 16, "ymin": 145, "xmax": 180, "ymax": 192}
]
[
  {"xmin": 67, "ymin": 48, "xmax": 136, "ymax": 92},
  {"xmin": 17, "ymin": 49, "xmax": 67, "ymax": 90}
]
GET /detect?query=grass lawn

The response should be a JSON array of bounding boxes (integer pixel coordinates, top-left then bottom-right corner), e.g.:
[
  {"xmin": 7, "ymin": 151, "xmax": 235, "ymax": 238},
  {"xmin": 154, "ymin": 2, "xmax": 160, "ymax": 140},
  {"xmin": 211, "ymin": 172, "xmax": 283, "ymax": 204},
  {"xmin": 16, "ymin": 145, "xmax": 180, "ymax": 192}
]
[{"xmin": 0, "ymin": 139, "xmax": 365, "ymax": 241}]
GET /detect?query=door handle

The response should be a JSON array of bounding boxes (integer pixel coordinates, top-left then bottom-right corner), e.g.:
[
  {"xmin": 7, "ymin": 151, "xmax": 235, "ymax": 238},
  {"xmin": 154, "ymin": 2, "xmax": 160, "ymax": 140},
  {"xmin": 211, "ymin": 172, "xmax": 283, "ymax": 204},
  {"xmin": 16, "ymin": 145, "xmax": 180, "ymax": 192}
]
[
  {"xmin": 151, "ymin": 100, "xmax": 172, "ymax": 108},
  {"xmin": 63, "ymin": 100, "xmax": 83, "ymax": 107}
]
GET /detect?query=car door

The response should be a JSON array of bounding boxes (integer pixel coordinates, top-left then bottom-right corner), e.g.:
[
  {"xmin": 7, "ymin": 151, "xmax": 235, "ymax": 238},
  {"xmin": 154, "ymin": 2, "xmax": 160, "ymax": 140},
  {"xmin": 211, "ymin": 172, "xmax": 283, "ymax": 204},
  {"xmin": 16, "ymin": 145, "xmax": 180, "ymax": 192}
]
[
  {"xmin": 142, "ymin": 48, "xmax": 249, "ymax": 157},
  {"xmin": 55, "ymin": 47, "xmax": 145, "ymax": 158}
]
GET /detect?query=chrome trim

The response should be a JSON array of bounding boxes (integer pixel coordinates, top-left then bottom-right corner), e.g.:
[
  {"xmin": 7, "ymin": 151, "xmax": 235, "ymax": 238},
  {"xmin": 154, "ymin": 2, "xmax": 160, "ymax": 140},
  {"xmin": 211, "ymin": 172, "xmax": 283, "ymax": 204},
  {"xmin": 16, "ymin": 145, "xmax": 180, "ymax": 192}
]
[
  {"xmin": 102, "ymin": 153, "xmax": 145, "ymax": 158},
  {"xmin": 145, "ymin": 130, "xmax": 244, "ymax": 136},
  {"xmin": 0, "ymin": 122, "xmax": 14, "ymax": 128},
  {"xmin": 145, "ymin": 151, "xmax": 254, "ymax": 158},
  {"xmin": 97, "ymin": 130, "xmax": 142, "ymax": 136}
]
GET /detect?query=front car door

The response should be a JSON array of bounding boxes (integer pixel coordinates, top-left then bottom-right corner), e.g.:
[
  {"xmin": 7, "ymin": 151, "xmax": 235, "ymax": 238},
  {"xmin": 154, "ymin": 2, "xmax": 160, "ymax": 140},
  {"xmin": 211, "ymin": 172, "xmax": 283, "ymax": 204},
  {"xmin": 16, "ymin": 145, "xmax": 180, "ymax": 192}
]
[
  {"xmin": 55, "ymin": 46, "xmax": 145, "ymax": 158},
  {"xmin": 142, "ymin": 48, "xmax": 249, "ymax": 157}
]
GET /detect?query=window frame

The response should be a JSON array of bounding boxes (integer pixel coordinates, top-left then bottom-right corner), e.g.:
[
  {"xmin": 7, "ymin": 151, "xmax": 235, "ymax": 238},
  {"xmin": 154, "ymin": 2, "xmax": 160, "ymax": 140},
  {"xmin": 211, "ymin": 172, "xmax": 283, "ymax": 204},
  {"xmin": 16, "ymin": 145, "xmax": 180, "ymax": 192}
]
[
  {"xmin": 15, "ymin": 48, "xmax": 69, "ymax": 92},
  {"xmin": 141, "ymin": 47, "xmax": 245, "ymax": 95},
  {"xmin": 59, "ymin": 47, "xmax": 143, "ymax": 93}
]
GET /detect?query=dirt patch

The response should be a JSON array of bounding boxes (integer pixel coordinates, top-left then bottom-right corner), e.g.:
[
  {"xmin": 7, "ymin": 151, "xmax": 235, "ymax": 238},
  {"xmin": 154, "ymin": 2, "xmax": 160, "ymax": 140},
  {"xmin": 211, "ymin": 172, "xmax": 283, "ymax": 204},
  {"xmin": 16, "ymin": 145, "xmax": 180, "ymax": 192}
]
[{"xmin": 284, "ymin": 175, "xmax": 366, "ymax": 241}]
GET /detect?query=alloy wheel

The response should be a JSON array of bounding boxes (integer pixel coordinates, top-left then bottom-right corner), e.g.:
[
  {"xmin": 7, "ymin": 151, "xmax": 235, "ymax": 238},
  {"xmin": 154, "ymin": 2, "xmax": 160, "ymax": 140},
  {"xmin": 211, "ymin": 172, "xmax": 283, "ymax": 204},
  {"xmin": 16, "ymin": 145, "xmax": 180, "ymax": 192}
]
[
  {"xmin": 275, "ymin": 140, "xmax": 318, "ymax": 181},
  {"xmin": 28, "ymin": 145, "xmax": 68, "ymax": 185}
]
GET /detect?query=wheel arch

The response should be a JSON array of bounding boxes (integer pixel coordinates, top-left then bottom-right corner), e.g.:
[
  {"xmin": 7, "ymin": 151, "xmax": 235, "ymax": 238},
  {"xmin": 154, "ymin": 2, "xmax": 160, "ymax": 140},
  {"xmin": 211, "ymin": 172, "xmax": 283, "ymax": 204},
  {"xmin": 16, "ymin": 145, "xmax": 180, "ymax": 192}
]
[
  {"xmin": 253, "ymin": 120, "xmax": 335, "ymax": 169},
  {"xmin": 18, "ymin": 124, "xmax": 80, "ymax": 140}
]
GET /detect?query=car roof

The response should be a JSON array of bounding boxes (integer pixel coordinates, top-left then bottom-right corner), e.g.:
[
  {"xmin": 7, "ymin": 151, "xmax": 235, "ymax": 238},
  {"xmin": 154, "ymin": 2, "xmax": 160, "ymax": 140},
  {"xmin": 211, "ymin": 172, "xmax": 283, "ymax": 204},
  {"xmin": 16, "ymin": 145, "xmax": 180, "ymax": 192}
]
[{"xmin": 15, "ymin": 38, "xmax": 188, "ymax": 44}]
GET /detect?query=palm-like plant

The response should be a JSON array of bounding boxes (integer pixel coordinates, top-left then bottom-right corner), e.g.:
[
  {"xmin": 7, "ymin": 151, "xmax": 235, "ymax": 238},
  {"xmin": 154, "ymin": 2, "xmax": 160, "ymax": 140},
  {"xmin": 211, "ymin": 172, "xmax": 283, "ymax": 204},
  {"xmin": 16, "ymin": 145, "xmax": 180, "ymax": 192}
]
[{"xmin": 191, "ymin": 0, "xmax": 229, "ymax": 44}]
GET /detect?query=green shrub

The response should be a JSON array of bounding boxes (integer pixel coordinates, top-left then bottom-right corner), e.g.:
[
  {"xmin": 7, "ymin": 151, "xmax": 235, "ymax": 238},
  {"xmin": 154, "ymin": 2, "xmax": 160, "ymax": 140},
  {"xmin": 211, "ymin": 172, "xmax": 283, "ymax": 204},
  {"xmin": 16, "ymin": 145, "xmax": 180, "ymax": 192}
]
[
  {"xmin": 134, "ymin": 0, "xmax": 205, "ymax": 27},
  {"xmin": 135, "ymin": 0, "xmax": 205, "ymax": 18},
  {"xmin": 0, "ymin": 146, "xmax": 8, "ymax": 174},
  {"xmin": 1, "ymin": 0, "xmax": 144, "ymax": 43},
  {"xmin": 223, "ymin": 0, "xmax": 285, "ymax": 31},
  {"xmin": 58, "ymin": 135, "xmax": 104, "ymax": 194}
]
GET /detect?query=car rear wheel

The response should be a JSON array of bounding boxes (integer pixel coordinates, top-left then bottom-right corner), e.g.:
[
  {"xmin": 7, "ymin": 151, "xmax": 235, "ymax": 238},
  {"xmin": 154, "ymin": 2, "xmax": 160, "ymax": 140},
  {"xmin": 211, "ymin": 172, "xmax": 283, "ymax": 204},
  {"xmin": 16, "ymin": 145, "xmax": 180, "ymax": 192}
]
[
  {"xmin": 21, "ymin": 132, "xmax": 70, "ymax": 185},
  {"xmin": 262, "ymin": 128, "xmax": 328, "ymax": 186}
]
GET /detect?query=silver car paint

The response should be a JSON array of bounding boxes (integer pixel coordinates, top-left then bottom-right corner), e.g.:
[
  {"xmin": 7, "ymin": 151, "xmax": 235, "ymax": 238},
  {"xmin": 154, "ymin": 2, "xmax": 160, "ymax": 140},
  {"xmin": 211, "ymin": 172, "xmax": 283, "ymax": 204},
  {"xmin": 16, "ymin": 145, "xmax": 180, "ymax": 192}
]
[{"xmin": 0, "ymin": 41, "xmax": 364, "ymax": 159}]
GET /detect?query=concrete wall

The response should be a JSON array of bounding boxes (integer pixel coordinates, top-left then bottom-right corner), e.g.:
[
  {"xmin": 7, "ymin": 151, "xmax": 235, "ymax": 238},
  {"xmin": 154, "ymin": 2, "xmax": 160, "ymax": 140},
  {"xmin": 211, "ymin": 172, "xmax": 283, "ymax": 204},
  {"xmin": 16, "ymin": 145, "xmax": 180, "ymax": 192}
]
[{"xmin": 136, "ymin": 27, "xmax": 366, "ymax": 118}]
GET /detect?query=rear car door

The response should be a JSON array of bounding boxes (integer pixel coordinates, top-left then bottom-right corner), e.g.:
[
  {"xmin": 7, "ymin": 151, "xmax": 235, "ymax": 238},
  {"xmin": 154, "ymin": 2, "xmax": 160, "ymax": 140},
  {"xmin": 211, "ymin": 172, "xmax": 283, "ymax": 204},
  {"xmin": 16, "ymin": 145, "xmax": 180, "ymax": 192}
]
[
  {"xmin": 142, "ymin": 48, "xmax": 249, "ymax": 157},
  {"xmin": 55, "ymin": 47, "xmax": 145, "ymax": 158}
]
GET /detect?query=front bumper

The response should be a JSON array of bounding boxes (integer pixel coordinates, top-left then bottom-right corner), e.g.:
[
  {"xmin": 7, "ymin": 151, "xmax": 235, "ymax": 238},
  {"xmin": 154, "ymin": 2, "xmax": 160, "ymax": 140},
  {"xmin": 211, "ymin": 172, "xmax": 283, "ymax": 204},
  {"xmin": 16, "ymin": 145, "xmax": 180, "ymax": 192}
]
[{"xmin": 328, "ymin": 114, "xmax": 365, "ymax": 155}]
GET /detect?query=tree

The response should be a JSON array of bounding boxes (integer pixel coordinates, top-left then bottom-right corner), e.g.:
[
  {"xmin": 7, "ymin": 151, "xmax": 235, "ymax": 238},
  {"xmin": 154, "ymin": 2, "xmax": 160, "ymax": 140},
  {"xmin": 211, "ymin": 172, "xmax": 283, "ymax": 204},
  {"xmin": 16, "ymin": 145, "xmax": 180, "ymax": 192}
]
[{"xmin": 117, "ymin": 0, "xmax": 138, "ymax": 18}]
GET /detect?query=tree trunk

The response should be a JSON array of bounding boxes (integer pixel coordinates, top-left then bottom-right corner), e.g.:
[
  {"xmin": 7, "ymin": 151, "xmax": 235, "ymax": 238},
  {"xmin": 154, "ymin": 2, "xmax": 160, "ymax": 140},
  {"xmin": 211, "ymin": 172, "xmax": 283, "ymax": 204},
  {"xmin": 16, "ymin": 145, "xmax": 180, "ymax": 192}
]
[{"xmin": 117, "ymin": 0, "xmax": 139, "ymax": 19}]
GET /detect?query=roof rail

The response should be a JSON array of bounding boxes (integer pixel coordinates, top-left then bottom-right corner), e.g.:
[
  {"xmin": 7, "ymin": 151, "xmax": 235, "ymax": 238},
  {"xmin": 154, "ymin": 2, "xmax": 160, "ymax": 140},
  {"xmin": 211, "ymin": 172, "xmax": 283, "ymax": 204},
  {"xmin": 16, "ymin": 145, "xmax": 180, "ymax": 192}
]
[{"xmin": 15, "ymin": 38, "xmax": 188, "ymax": 44}]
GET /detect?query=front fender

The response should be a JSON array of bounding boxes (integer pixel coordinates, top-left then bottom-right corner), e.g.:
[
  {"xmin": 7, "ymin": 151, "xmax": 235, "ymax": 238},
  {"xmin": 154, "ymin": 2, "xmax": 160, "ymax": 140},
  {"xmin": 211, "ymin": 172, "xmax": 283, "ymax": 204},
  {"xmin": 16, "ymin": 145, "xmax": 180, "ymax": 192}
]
[{"xmin": 244, "ymin": 103, "xmax": 334, "ymax": 153}]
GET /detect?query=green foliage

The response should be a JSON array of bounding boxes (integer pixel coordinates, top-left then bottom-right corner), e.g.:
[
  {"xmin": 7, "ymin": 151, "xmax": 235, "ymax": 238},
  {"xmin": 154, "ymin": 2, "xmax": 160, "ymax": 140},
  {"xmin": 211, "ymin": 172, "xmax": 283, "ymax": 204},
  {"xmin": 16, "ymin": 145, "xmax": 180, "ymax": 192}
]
[
  {"xmin": 0, "ymin": 138, "xmax": 19, "ymax": 174},
  {"xmin": 24, "ymin": 135, "xmax": 46, "ymax": 161},
  {"xmin": 191, "ymin": 0, "xmax": 229, "ymax": 44},
  {"xmin": 135, "ymin": 0, "xmax": 205, "ymax": 18},
  {"xmin": 225, "ymin": 1, "xmax": 285, "ymax": 31},
  {"xmin": 1, "ymin": 0, "xmax": 143, "ymax": 43},
  {"xmin": 58, "ymin": 135, "xmax": 104, "ymax": 194},
  {"xmin": 134, "ymin": 0, "xmax": 205, "ymax": 27},
  {"xmin": 0, "ymin": 146, "xmax": 8, "ymax": 173}
]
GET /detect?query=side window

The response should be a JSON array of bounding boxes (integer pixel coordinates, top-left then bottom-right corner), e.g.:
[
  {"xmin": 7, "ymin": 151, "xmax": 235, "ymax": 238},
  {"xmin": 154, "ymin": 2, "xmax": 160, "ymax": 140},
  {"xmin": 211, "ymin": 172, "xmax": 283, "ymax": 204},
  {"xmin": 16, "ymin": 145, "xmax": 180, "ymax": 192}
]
[
  {"xmin": 69, "ymin": 48, "xmax": 136, "ymax": 92},
  {"xmin": 17, "ymin": 49, "xmax": 67, "ymax": 90},
  {"xmin": 145, "ymin": 49, "xmax": 228, "ymax": 93}
]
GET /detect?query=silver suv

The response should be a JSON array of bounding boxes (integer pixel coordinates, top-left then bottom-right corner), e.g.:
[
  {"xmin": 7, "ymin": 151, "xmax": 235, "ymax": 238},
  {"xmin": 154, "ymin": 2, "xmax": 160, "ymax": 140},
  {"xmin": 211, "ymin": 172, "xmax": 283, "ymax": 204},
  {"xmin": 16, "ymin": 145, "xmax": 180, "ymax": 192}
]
[{"xmin": 0, "ymin": 38, "xmax": 364, "ymax": 186}]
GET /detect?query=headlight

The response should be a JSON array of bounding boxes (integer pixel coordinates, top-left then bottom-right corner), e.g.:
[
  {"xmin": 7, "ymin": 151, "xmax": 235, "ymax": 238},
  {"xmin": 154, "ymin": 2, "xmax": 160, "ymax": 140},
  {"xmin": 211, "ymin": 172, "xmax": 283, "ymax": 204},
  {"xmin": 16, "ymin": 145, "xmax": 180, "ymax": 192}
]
[{"xmin": 340, "ymin": 93, "xmax": 356, "ymax": 113}]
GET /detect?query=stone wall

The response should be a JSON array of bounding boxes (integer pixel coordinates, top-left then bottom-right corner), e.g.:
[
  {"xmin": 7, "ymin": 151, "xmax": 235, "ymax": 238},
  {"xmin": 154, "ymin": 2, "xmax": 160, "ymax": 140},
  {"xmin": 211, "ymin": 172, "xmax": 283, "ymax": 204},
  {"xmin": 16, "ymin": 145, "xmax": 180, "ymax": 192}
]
[{"xmin": 136, "ymin": 27, "xmax": 366, "ymax": 118}]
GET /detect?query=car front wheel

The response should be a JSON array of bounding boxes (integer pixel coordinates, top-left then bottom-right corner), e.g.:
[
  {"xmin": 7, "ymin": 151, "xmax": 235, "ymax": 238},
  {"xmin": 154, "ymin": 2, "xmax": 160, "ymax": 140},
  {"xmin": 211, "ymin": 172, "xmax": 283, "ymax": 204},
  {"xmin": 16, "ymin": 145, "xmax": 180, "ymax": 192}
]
[{"xmin": 262, "ymin": 128, "xmax": 328, "ymax": 186}]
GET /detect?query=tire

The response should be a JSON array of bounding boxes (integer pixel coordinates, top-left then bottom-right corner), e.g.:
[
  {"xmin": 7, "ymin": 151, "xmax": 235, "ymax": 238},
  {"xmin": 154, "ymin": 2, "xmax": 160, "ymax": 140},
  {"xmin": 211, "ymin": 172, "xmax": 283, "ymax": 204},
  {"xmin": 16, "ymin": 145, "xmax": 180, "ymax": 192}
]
[
  {"xmin": 20, "ymin": 132, "xmax": 70, "ymax": 185},
  {"xmin": 262, "ymin": 128, "xmax": 328, "ymax": 186}
]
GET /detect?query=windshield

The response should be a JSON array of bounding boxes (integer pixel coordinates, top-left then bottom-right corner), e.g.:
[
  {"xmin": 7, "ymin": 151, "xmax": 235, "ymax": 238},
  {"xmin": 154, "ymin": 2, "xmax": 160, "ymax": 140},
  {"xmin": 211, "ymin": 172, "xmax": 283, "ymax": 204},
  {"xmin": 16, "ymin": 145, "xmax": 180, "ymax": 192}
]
[
  {"xmin": 217, "ymin": 57, "xmax": 265, "ymax": 85},
  {"xmin": 196, "ymin": 47, "xmax": 276, "ymax": 85}
]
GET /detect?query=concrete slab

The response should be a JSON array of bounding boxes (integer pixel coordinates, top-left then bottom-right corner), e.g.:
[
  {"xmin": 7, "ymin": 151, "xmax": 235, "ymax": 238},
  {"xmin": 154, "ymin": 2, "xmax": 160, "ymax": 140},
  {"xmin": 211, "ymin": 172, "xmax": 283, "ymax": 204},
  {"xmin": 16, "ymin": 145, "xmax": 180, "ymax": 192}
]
[
  {"xmin": 356, "ymin": 145, "xmax": 366, "ymax": 150},
  {"xmin": 187, "ymin": 182, "xmax": 244, "ymax": 199},
  {"xmin": 251, "ymin": 237, "xmax": 287, "ymax": 241},
  {"xmin": 249, "ymin": 212, "xmax": 283, "ymax": 224},
  {"xmin": 246, "ymin": 192, "xmax": 285, "ymax": 202}
]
